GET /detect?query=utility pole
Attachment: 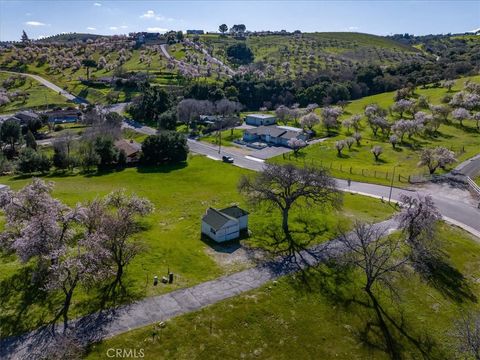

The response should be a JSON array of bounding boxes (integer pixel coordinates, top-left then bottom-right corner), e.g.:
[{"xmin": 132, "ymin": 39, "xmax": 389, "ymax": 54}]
[
  {"xmin": 388, "ymin": 166, "xmax": 396, "ymax": 203},
  {"xmin": 218, "ymin": 118, "xmax": 222, "ymax": 154}
]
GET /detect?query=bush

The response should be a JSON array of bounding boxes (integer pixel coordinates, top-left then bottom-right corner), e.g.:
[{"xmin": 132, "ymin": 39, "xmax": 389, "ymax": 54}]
[
  {"xmin": 16, "ymin": 148, "xmax": 51, "ymax": 174},
  {"xmin": 226, "ymin": 43, "xmax": 254, "ymax": 65},
  {"xmin": 140, "ymin": 131, "xmax": 188, "ymax": 166}
]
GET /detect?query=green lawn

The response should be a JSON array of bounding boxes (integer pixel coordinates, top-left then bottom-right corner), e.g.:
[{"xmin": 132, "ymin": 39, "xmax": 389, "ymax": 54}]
[
  {"xmin": 122, "ymin": 128, "xmax": 148, "ymax": 143},
  {"xmin": 273, "ymin": 75, "xmax": 480, "ymax": 187},
  {"xmin": 85, "ymin": 223, "xmax": 480, "ymax": 359},
  {"xmin": 200, "ymin": 129, "xmax": 243, "ymax": 147},
  {"xmin": 0, "ymin": 72, "xmax": 70, "ymax": 114},
  {"xmin": 0, "ymin": 155, "xmax": 395, "ymax": 337}
]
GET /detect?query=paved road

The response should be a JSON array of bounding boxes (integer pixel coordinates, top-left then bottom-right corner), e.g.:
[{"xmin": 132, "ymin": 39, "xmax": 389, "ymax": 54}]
[
  {"xmin": 455, "ymin": 153, "xmax": 480, "ymax": 178},
  {"xmin": 0, "ymin": 219, "xmax": 398, "ymax": 359},
  {"xmin": 159, "ymin": 44, "xmax": 172, "ymax": 60},
  {"xmin": 0, "ymin": 70, "xmax": 87, "ymax": 104}
]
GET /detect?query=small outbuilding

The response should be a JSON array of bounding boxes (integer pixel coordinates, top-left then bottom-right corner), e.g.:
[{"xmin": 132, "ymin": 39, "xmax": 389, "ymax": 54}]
[
  {"xmin": 245, "ymin": 114, "xmax": 276, "ymax": 126},
  {"xmin": 201, "ymin": 205, "xmax": 249, "ymax": 242}
]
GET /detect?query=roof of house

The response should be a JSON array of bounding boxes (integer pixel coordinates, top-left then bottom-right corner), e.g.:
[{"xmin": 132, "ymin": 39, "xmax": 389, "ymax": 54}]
[
  {"xmin": 44, "ymin": 109, "xmax": 81, "ymax": 117},
  {"xmin": 115, "ymin": 139, "xmax": 141, "ymax": 157},
  {"xmin": 220, "ymin": 205, "xmax": 249, "ymax": 219},
  {"xmin": 277, "ymin": 125, "xmax": 302, "ymax": 132},
  {"xmin": 246, "ymin": 113, "xmax": 275, "ymax": 119},
  {"xmin": 246, "ymin": 125, "xmax": 286, "ymax": 138},
  {"xmin": 202, "ymin": 207, "xmax": 236, "ymax": 231},
  {"xmin": 279, "ymin": 130, "xmax": 300, "ymax": 140},
  {"xmin": 14, "ymin": 111, "xmax": 39, "ymax": 121}
]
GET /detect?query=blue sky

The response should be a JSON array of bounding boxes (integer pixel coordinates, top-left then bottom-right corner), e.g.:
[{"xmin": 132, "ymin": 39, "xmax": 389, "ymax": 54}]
[{"xmin": 0, "ymin": 1, "xmax": 478, "ymax": 41}]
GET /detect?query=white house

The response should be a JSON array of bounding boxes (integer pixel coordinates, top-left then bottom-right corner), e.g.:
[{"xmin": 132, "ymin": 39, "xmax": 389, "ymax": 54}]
[
  {"xmin": 245, "ymin": 114, "xmax": 276, "ymax": 126},
  {"xmin": 201, "ymin": 205, "xmax": 249, "ymax": 242},
  {"xmin": 243, "ymin": 125, "xmax": 308, "ymax": 147}
]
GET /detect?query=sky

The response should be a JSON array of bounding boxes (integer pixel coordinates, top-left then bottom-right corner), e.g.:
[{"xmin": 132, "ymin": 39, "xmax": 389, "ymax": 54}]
[{"xmin": 0, "ymin": 0, "xmax": 478, "ymax": 41}]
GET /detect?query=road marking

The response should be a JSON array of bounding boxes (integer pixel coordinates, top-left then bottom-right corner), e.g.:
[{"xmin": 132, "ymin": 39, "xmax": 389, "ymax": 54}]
[{"xmin": 245, "ymin": 156, "xmax": 265, "ymax": 163}]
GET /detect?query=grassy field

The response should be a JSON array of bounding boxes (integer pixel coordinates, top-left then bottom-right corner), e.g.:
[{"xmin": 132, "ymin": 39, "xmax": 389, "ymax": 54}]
[
  {"xmin": 0, "ymin": 155, "xmax": 395, "ymax": 336},
  {"xmin": 85, "ymin": 223, "xmax": 480, "ymax": 359},
  {"xmin": 0, "ymin": 72, "xmax": 70, "ymax": 114},
  {"xmin": 272, "ymin": 75, "xmax": 480, "ymax": 186}
]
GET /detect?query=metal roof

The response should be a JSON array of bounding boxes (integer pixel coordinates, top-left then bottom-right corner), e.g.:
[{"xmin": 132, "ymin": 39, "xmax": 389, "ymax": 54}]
[
  {"xmin": 220, "ymin": 205, "xmax": 249, "ymax": 219},
  {"xmin": 246, "ymin": 113, "xmax": 275, "ymax": 119},
  {"xmin": 202, "ymin": 206, "xmax": 248, "ymax": 231},
  {"xmin": 202, "ymin": 208, "xmax": 236, "ymax": 231}
]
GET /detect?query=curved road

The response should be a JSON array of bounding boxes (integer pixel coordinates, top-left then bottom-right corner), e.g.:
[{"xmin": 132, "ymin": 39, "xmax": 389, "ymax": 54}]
[{"xmin": 0, "ymin": 70, "xmax": 87, "ymax": 104}]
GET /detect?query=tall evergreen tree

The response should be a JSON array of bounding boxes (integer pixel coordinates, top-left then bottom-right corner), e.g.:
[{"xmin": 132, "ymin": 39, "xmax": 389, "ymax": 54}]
[{"xmin": 21, "ymin": 30, "xmax": 29, "ymax": 43}]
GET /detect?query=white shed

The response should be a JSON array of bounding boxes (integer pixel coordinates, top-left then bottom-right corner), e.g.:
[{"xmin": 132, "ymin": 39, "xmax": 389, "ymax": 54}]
[
  {"xmin": 201, "ymin": 206, "xmax": 249, "ymax": 242},
  {"xmin": 245, "ymin": 114, "xmax": 277, "ymax": 126}
]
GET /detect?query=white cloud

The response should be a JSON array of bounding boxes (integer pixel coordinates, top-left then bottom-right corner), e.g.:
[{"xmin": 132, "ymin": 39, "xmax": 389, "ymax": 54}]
[
  {"xmin": 140, "ymin": 10, "xmax": 172, "ymax": 21},
  {"xmin": 109, "ymin": 26, "xmax": 118, "ymax": 30},
  {"xmin": 120, "ymin": 25, "xmax": 128, "ymax": 29},
  {"xmin": 147, "ymin": 27, "xmax": 168, "ymax": 32},
  {"xmin": 347, "ymin": 26, "xmax": 359, "ymax": 31},
  {"xmin": 87, "ymin": 27, "xmax": 97, "ymax": 31},
  {"xmin": 25, "ymin": 21, "xmax": 46, "ymax": 26},
  {"xmin": 37, "ymin": 35, "xmax": 47, "ymax": 39},
  {"xmin": 93, "ymin": 2, "xmax": 102, "ymax": 6},
  {"xmin": 141, "ymin": 10, "xmax": 156, "ymax": 18}
]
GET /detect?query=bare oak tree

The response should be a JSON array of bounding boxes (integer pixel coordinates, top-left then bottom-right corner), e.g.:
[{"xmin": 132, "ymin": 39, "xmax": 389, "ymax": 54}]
[
  {"xmin": 338, "ymin": 221, "xmax": 407, "ymax": 359},
  {"xmin": 239, "ymin": 163, "xmax": 341, "ymax": 255},
  {"xmin": 451, "ymin": 311, "xmax": 480, "ymax": 360},
  {"xmin": 396, "ymin": 194, "xmax": 441, "ymax": 273}
]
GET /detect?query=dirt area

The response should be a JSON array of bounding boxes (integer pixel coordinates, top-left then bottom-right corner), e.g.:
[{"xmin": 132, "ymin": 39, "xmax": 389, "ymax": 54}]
[
  {"xmin": 419, "ymin": 181, "xmax": 479, "ymax": 207},
  {"xmin": 204, "ymin": 240, "xmax": 267, "ymax": 274}
]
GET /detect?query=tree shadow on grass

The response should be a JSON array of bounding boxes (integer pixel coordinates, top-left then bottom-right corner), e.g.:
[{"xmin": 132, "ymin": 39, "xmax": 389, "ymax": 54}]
[
  {"xmin": 450, "ymin": 123, "xmax": 478, "ymax": 134},
  {"xmin": 0, "ymin": 266, "xmax": 57, "ymax": 337},
  {"xmin": 289, "ymin": 262, "xmax": 440, "ymax": 359},
  {"xmin": 75, "ymin": 276, "xmax": 144, "ymax": 317},
  {"xmin": 136, "ymin": 162, "xmax": 188, "ymax": 174},
  {"xmin": 420, "ymin": 254, "xmax": 477, "ymax": 304}
]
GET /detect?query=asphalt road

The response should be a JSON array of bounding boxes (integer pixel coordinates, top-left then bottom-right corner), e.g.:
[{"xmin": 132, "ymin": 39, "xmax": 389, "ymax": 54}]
[{"xmin": 456, "ymin": 153, "xmax": 480, "ymax": 178}]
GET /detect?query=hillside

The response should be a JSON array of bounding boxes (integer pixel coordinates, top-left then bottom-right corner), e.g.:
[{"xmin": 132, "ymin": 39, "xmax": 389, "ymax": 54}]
[
  {"xmin": 194, "ymin": 32, "xmax": 426, "ymax": 74},
  {"xmin": 36, "ymin": 33, "xmax": 107, "ymax": 43}
]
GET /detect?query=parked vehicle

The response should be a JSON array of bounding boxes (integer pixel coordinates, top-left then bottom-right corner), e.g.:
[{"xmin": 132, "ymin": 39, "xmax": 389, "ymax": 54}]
[{"xmin": 222, "ymin": 155, "xmax": 234, "ymax": 163}]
